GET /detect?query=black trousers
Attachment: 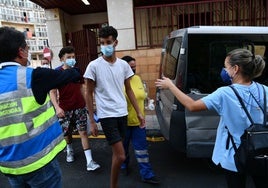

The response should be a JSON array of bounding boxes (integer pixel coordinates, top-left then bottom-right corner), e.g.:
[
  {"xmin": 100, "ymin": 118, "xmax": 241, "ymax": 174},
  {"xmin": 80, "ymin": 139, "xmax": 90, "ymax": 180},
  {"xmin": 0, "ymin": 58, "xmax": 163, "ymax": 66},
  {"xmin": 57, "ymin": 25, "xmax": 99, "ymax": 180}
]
[
  {"xmin": 223, "ymin": 168, "xmax": 268, "ymax": 188},
  {"xmin": 224, "ymin": 169, "xmax": 246, "ymax": 188}
]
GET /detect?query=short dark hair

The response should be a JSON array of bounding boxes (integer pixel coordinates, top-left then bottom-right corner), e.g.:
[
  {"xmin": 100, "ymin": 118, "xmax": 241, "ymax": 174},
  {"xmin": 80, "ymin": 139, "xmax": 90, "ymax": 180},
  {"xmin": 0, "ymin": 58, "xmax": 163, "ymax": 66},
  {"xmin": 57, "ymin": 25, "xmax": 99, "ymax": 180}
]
[
  {"xmin": 99, "ymin": 26, "xmax": 118, "ymax": 40},
  {"xmin": 121, "ymin": 56, "xmax": 135, "ymax": 63},
  {"xmin": 58, "ymin": 46, "xmax": 75, "ymax": 59},
  {"xmin": 0, "ymin": 27, "xmax": 26, "ymax": 63}
]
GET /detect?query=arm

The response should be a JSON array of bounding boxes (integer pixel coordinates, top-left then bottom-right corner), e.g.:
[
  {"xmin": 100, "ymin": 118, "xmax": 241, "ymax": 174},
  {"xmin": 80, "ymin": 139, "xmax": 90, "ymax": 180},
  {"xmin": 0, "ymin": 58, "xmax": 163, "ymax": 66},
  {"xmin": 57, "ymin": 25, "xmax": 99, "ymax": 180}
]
[
  {"xmin": 49, "ymin": 89, "xmax": 65, "ymax": 118},
  {"xmin": 32, "ymin": 67, "xmax": 80, "ymax": 104},
  {"xmin": 80, "ymin": 83, "xmax": 86, "ymax": 99},
  {"xmin": 155, "ymin": 76, "xmax": 207, "ymax": 112},
  {"xmin": 125, "ymin": 78, "xmax": 145, "ymax": 127},
  {"xmin": 77, "ymin": 68, "xmax": 86, "ymax": 98},
  {"xmin": 84, "ymin": 78, "xmax": 98, "ymax": 137}
]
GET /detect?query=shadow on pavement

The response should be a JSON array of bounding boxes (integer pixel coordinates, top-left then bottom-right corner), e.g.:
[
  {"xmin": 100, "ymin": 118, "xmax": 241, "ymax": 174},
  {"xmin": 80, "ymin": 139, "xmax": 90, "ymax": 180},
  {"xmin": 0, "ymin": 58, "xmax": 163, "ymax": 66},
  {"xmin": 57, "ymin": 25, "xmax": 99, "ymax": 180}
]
[{"xmin": 0, "ymin": 138, "xmax": 256, "ymax": 188}]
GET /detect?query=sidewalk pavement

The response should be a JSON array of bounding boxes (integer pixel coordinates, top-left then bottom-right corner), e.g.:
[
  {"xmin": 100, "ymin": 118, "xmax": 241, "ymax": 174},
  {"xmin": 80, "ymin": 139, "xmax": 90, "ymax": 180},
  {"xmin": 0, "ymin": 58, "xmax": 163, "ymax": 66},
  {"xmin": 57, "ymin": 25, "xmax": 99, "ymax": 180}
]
[
  {"xmin": 145, "ymin": 110, "xmax": 160, "ymax": 130},
  {"xmin": 144, "ymin": 110, "xmax": 163, "ymax": 138}
]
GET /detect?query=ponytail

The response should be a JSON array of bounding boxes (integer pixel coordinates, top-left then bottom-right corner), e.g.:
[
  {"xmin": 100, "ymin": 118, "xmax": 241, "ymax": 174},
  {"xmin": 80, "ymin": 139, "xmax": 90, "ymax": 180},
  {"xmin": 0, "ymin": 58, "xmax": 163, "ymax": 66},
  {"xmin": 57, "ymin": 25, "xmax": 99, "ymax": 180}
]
[{"xmin": 227, "ymin": 49, "xmax": 265, "ymax": 80}]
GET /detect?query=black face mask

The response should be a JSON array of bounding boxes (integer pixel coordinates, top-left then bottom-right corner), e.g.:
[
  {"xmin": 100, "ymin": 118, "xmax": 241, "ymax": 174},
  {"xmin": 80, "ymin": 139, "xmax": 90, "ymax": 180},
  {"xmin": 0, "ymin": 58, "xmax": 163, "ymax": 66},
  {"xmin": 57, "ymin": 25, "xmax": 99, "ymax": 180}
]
[{"xmin": 132, "ymin": 69, "xmax": 136, "ymax": 74}]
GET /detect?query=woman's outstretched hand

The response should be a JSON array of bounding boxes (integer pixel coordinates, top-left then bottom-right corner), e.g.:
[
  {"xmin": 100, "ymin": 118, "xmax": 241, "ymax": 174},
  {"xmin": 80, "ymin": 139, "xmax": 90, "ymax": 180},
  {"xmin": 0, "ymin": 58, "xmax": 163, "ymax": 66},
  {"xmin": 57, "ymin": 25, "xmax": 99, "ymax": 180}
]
[{"xmin": 155, "ymin": 76, "xmax": 173, "ymax": 89}]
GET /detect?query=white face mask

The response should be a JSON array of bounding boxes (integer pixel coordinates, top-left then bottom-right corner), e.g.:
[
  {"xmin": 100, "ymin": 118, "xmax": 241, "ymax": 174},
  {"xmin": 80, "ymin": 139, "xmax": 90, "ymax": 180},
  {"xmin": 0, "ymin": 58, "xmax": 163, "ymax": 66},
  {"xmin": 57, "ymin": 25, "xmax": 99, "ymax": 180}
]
[
  {"xmin": 22, "ymin": 51, "xmax": 32, "ymax": 67},
  {"xmin": 22, "ymin": 49, "xmax": 31, "ymax": 66},
  {"xmin": 41, "ymin": 64, "xmax": 50, "ymax": 68}
]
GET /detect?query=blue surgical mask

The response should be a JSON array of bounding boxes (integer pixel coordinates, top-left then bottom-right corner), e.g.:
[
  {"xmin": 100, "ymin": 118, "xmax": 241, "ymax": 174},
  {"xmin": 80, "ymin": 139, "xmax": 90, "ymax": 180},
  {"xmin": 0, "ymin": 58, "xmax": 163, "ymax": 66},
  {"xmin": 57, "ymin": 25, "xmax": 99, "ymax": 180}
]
[
  {"xmin": 66, "ymin": 58, "xmax": 76, "ymax": 67},
  {"xmin": 101, "ymin": 44, "xmax": 114, "ymax": 57},
  {"xmin": 220, "ymin": 68, "xmax": 232, "ymax": 85}
]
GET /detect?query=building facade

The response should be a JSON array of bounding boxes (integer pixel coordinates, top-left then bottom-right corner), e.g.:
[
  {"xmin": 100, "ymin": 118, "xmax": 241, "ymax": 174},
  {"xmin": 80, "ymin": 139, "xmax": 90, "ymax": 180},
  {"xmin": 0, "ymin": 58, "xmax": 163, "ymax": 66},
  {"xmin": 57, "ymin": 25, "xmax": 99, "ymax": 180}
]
[{"xmin": 0, "ymin": 0, "xmax": 48, "ymax": 67}]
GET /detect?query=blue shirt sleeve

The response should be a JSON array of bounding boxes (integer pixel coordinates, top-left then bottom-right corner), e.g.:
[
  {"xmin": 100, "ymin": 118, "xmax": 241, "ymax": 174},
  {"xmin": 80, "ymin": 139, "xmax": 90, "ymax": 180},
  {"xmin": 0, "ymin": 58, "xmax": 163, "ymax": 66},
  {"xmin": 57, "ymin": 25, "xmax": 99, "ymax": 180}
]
[{"xmin": 201, "ymin": 87, "xmax": 224, "ymax": 116}]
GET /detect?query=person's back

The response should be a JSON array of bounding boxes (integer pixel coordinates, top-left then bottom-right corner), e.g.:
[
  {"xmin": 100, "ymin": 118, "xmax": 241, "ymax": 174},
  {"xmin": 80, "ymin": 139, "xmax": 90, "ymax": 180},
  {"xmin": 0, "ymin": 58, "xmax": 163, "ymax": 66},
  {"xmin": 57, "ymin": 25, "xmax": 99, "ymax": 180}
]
[{"xmin": 0, "ymin": 65, "xmax": 65, "ymax": 174}]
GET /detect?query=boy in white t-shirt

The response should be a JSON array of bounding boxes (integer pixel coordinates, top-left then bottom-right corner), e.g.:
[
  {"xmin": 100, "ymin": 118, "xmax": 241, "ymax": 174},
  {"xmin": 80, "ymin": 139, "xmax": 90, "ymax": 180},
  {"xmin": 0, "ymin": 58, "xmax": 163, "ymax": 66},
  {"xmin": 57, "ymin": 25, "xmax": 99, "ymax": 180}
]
[{"xmin": 83, "ymin": 26, "xmax": 145, "ymax": 188}]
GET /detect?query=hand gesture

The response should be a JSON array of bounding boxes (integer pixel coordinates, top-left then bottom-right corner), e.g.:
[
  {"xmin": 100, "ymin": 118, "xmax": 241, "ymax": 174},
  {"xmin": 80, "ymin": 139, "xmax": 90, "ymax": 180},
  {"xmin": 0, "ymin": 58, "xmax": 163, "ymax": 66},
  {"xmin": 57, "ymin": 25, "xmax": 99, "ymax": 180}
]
[{"xmin": 155, "ymin": 76, "xmax": 173, "ymax": 89}]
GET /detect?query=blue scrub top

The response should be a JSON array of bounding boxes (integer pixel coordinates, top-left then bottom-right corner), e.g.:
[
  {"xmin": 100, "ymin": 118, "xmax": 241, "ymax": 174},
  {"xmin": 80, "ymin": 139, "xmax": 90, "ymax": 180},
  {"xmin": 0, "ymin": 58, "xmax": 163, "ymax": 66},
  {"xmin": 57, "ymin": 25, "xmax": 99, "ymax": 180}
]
[{"xmin": 202, "ymin": 82, "xmax": 268, "ymax": 172}]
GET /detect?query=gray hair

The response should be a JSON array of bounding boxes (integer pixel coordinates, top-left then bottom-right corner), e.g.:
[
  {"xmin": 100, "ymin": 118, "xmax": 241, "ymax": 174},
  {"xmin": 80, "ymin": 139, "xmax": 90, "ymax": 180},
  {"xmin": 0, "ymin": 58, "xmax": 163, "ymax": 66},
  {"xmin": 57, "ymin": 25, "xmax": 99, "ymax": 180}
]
[{"xmin": 227, "ymin": 48, "xmax": 265, "ymax": 80}]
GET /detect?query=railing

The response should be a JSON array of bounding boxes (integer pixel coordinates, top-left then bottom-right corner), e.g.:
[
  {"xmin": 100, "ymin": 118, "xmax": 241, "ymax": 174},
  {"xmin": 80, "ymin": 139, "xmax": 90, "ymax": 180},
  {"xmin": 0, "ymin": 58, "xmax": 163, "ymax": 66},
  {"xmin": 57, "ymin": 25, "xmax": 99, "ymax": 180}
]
[{"xmin": 134, "ymin": 0, "xmax": 268, "ymax": 48}]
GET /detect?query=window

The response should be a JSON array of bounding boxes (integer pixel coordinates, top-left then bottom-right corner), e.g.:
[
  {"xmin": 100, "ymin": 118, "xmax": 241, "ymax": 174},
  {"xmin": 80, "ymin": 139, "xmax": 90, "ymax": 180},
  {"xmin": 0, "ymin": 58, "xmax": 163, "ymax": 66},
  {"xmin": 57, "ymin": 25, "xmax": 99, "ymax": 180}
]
[{"xmin": 162, "ymin": 37, "xmax": 181, "ymax": 80}]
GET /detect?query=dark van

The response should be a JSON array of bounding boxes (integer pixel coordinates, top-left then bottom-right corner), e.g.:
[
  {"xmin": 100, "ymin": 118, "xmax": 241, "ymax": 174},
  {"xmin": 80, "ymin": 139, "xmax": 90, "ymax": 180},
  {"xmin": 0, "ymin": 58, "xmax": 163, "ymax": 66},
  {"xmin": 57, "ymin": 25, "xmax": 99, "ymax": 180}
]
[{"xmin": 156, "ymin": 26, "xmax": 268, "ymax": 158}]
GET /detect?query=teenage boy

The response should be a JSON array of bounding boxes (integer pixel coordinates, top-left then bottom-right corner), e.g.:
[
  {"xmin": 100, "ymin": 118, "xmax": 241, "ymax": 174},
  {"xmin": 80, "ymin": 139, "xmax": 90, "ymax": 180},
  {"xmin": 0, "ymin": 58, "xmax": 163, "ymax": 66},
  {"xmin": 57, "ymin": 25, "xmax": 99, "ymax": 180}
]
[
  {"xmin": 50, "ymin": 46, "xmax": 100, "ymax": 171},
  {"xmin": 84, "ymin": 26, "xmax": 145, "ymax": 188}
]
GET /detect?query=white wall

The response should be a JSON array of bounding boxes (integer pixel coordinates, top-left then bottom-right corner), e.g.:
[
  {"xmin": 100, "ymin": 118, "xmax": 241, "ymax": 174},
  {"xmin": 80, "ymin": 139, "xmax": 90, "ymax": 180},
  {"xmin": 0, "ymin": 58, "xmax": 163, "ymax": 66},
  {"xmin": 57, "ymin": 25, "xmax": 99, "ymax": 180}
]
[
  {"xmin": 107, "ymin": 0, "xmax": 135, "ymax": 50},
  {"xmin": 45, "ymin": 9, "xmax": 108, "ymax": 67},
  {"xmin": 45, "ymin": 8, "xmax": 64, "ymax": 68},
  {"xmin": 45, "ymin": 0, "xmax": 136, "ymax": 66},
  {"xmin": 70, "ymin": 12, "xmax": 108, "ymax": 32}
]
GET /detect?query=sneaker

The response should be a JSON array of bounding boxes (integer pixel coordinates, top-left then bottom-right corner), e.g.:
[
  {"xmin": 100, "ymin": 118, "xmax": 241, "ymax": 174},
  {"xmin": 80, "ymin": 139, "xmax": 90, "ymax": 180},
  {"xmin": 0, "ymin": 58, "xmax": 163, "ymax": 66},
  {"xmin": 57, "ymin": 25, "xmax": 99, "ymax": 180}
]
[
  {"xmin": 87, "ymin": 160, "xmax": 100, "ymax": 171},
  {"xmin": 142, "ymin": 176, "xmax": 160, "ymax": 184},
  {"xmin": 66, "ymin": 150, "xmax": 74, "ymax": 163}
]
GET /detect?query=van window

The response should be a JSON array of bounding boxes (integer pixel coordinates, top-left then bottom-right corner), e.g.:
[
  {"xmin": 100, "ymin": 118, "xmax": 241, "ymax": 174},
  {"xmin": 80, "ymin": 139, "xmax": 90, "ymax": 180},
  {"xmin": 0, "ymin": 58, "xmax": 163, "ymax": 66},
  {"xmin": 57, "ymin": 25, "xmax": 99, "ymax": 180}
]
[
  {"xmin": 162, "ymin": 38, "xmax": 182, "ymax": 79},
  {"xmin": 254, "ymin": 45, "xmax": 268, "ymax": 85},
  {"xmin": 250, "ymin": 45, "xmax": 265, "ymax": 56},
  {"xmin": 186, "ymin": 34, "xmax": 267, "ymax": 94}
]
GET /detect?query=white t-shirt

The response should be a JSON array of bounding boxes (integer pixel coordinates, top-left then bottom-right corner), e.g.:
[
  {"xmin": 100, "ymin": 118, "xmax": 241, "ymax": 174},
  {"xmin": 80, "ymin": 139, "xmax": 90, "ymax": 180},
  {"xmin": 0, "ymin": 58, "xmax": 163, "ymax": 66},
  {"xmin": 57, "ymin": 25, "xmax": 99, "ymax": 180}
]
[{"xmin": 84, "ymin": 56, "xmax": 134, "ymax": 118}]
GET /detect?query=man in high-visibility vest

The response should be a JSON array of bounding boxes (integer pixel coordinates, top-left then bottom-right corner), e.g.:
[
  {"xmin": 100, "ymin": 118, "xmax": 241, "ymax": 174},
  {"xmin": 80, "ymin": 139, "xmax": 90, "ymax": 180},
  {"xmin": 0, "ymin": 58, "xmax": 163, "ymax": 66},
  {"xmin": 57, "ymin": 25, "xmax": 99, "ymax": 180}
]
[{"xmin": 0, "ymin": 27, "xmax": 80, "ymax": 187}]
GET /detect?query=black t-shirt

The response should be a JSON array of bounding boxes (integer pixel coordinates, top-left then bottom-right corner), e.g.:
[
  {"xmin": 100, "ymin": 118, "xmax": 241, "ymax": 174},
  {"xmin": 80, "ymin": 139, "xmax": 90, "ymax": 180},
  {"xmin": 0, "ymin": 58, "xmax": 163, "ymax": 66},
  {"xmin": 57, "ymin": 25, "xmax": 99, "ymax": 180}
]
[{"xmin": 31, "ymin": 67, "xmax": 80, "ymax": 105}]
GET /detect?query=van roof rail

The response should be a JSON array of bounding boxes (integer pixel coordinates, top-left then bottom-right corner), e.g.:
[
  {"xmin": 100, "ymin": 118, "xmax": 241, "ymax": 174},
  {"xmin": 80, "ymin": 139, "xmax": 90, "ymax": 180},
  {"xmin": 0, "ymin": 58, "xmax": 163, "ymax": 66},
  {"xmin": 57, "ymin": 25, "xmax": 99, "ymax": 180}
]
[
  {"xmin": 187, "ymin": 26, "xmax": 268, "ymax": 34},
  {"xmin": 170, "ymin": 26, "xmax": 268, "ymax": 37}
]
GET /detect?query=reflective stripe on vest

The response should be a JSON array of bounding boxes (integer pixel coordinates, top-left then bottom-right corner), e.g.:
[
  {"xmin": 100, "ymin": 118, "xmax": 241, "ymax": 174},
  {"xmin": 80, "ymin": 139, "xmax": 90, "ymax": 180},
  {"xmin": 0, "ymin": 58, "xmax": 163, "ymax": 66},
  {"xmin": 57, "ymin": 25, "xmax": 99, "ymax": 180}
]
[{"xmin": 0, "ymin": 66, "xmax": 66, "ymax": 175}]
